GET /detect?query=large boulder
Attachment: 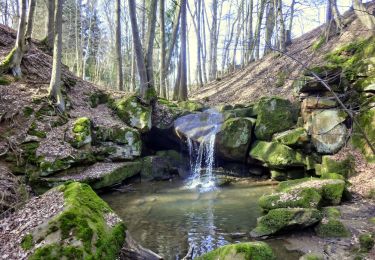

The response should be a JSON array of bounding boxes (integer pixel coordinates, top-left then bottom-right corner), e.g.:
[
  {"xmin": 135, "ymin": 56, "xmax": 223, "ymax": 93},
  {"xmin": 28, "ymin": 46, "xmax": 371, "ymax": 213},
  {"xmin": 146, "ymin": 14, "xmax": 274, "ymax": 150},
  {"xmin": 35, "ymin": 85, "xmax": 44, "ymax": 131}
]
[
  {"xmin": 314, "ymin": 207, "xmax": 349, "ymax": 238},
  {"xmin": 215, "ymin": 118, "xmax": 253, "ymax": 161},
  {"xmin": 196, "ymin": 242, "xmax": 276, "ymax": 260},
  {"xmin": 249, "ymin": 141, "xmax": 306, "ymax": 169},
  {"xmin": 272, "ymin": 127, "xmax": 309, "ymax": 146},
  {"xmin": 0, "ymin": 182, "xmax": 125, "ymax": 259},
  {"xmin": 306, "ymin": 109, "xmax": 348, "ymax": 154},
  {"xmin": 319, "ymin": 155, "xmax": 354, "ymax": 178},
  {"xmin": 69, "ymin": 117, "xmax": 92, "ymax": 148},
  {"xmin": 254, "ymin": 97, "xmax": 298, "ymax": 140},
  {"xmin": 115, "ymin": 96, "xmax": 152, "ymax": 132},
  {"xmin": 39, "ymin": 162, "xmax": 142, "ymax": 191},
  {"xmin": 250, "ymin": 208, "xmax": 322, "ymax": 237}
]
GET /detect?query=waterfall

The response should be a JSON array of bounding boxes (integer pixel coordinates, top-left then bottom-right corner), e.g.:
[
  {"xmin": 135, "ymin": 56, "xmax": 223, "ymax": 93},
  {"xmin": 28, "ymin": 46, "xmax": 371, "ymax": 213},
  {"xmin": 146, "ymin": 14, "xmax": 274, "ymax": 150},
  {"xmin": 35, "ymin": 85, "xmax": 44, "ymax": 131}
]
[{"xmin": 174, "ymin": 109, "xmax": 223, "ymax": 191}]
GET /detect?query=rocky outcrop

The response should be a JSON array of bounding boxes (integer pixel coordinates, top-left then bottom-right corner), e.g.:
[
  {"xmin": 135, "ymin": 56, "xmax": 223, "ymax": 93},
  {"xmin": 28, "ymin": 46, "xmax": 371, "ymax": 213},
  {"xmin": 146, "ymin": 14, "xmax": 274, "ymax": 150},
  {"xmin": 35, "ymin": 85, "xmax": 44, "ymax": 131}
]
[
  {"xmin": 254, "ymin": 97, "xmax": 298, "ymax": 140},
  {"xmin": 196, "ymin": 242, "xmax": 276, "ymax": 260},
  {"xmin": 0, "ymin": 182, "xmax": 126, "ymax": 259}
]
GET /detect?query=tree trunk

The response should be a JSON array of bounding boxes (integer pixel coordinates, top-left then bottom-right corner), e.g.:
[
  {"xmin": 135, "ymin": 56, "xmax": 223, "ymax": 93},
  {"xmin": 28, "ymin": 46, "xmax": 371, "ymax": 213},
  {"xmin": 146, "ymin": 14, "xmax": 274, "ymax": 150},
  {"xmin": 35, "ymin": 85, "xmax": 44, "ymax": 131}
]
[
  {"xmin": 330, "ymin": 0, "xmax": 343, "ymax": 32},
  {"xmin": 286, "ymin": 0, "xmax": 295, "ymax": 45},
  {"xmin": 277, "ymin": 0, "xmax": 286, "ymax": 52},
  {"xmin": 49, "ymin": 0, "xmax": 65, "ymax": 112},
  {"xmin": 166, "ymin": 1, "xmax": 181, "ymax": 74},
  {"xmin": 246, "ymin": 0, "xmax": 254, "ymax": 63},
  {"xmin": 208, "ymin": 0, "xmax": 218, "ymax": 81},
  {"xmin": 159, "ymin": 0, "xmax": 167, "ymax": 98},
  {"xmin": 128, "ymin": 0, "xmax": 150, "ymax": 101},
  {"xmin": 75, "ymin": 0, "xmax": 82, "ymax": 76},
  {"xmin": 264, "ymin": 0, "xmax": 275, "ymax": 54},
  {"xmin": 232, "ymin": 0, "xmax": 245, "ymax": 70},
  {"xmin": 201, "ymin": 2, "xmax": 208, "ymax": 83},
  {"xmin": 46, "ymin": 0, "xmax": 55, "ymax": 49},
  {"xmin": 115, "ymin": 0, "xmax": 123, "ymax": 91},
  {"xmin": 253, "ymin": 0, "xmax": 266, "ymax": 60},
  {"xmin": 179, "ymin": 0, "xmax": 188, "ymax": 101},
  {"xmin": 0, "ymin": 0, "xmax": 27, "ymax": 77},
  {"xmin": 145, "ymin": 0, "xmax": 158, "ymax": 90},
  {"xmin": 353, "ymin": 0, "xmax": 375, "ymax": 30},
  {"xmin": 25, "ymin": 0, "xmax": 36, "ymax": 41}
]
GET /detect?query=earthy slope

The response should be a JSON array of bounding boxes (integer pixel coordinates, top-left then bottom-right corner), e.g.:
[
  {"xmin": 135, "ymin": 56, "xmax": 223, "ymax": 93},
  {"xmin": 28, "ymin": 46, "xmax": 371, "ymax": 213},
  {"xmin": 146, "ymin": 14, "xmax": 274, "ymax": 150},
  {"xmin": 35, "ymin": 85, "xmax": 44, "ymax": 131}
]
[{"xmin": 191, "ymin": 4, "xmax": 375, "ymax": 105}]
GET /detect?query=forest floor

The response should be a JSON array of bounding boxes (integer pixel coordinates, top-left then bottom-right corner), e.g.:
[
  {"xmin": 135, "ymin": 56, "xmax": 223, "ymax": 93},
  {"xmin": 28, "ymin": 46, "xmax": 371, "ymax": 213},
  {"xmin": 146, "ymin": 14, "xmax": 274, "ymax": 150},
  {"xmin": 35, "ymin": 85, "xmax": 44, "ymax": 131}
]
[{"xmin": 190, "ymin": 4, "xmax": 375, "ymax": 106}]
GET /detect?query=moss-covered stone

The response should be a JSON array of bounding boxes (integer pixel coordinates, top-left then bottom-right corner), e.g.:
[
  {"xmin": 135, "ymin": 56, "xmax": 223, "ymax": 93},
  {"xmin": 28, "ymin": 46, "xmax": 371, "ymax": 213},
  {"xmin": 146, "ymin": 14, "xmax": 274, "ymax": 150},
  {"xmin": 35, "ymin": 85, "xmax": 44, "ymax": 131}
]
[
  {"xmin": 115, "ymin": 95, "xmax": 152, "ymax": 132},
  {"xmin": 216, "ymin": 118, "xmax": 253, "ymax": 161},
  {"xmin": 315, "ymin": 207, "xmax": 349, "ymax": 237},
  {"xmin": 273, "ymin": 127, "xmax": 309, "ymax": 146},
  {"xmin": 359, "ymin": 233, "xmax": 374, "ymax": 252},
  {"xmin": 196, "ymin": 242, "xmax": 276, "ymax": 260},
  {"xmin": 27, "ymin": 182, "xmax": 126, "ymax": 259},
  {"xmin": 88, "ymin": 91, "xmax": 109, "ymax": 108},
  {"xmin": 320, "ymin": 155, "xmax": 354, "ymax": 178},
  {"xmin": 254, "ymin": 97, "xmax": 298, "ymax": 140},
  {"xmin": 352, "ymin": 109, "xmax": 375, "ymax": 162},
  {"xmin": 259, "ymin": 188, "xmax": 322, "ymax": 211},
  {"xmin": 270, "ymin": 170, "xmax": 287, "ymax": 181},
  {"xmin": 278, "ymin": 178, "xmax": 346, "ymax": 205},
  {"xmin": 250, "ymin": 208, "xmax": 322, "ymax": 237},
  {"xmin": 70, "ymin": 117, "xmax": 92, "ymax": 148},
  {"xmin": 27, "ymin": 122, "xmax": 47, "ymax": 138},
  {"xmin": 177, "ymin": 100, "xmax": 204, "ymax": 111},
  {"xmin": 222, "ymin": 107, "xmax": 257, "ymax": 120},
  {"xmin": 321, "ymin": 172, "xmax": 345, "ymax": 180},
  {"xmin": 249, "ymin": 141, "xmax": 306, "ymax": 169}
]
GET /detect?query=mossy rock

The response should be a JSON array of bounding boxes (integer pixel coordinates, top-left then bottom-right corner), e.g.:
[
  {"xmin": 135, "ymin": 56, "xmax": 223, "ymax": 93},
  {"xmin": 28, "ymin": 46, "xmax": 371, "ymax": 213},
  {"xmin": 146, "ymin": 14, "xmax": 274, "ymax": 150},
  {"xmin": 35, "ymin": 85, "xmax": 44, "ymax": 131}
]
[
  {"xmin": 196, "ymin": 242, "xmax": 276, "ymax": 260},
  {"xmin": 359, "ymin": 233, "xmax": 374, "ymax": 253},
  {"xmin": 270, "ymin": 170, "xmax": 287, "ymax": 181},
  {"xmin": 320, "ymin": 155, "xmax": 354, "ymax": 179},
  {"xmin": 216, "ymin": 118, "xmax": 253, "ymax": 161},
  {"xmin": 321, "ymin": 172, "xmax": 345, "ymax": 181},
  {"xmin": 259, "ymin": 188, "xmax": 322, "ymax": 211},
  {"xmin": 315, "ymin": 207, "xmax": 349, "ymax": 237},
  {"xmin": 277, "ymin": 178, "xmax": 346, "ymax": 206},
  {"xmin": 0, "ymin": 74, "xmax": 12, "ymax": 85},
  {"xmin": 249, "ymin": 141, "xmax": 306, "ymax": 169},
  {"xmin": 299, "ymin": 253, "xmax": 324, "ymax": 260},
  {"xmin": 115, "ymin": 95, "xmax": 152, "ymax": 132},
  {"xmin": 254, "ymin": 97, "xmax": 298, "ymax": 140},
  {"xmin": 88, "ymin": 91, "xmax": 109, "ymax": 108},
  {"xmin": 273, "ymin": 127, "xmax": 309, "ymax": 146},
  {"xmin": 26, "ymin": 182, "xmax": 125, "ymax": 259},
  {"xmin": 70, "ymin": 117, "xmax": 92, "ymax": 148},
  {"xmin": 222, "ymin": 107, "xmax": 257, "ymax": 120},
  {"xmin": 27, "ymin": 121, "xmax": 47, "ymax": 138},
  {"xmin": 141, "ymin": 156, "xmax": 179, "ymax": 181},
  {"xmin": 250, "ymin": 208, "xmax": 322, "ymax": 237},
  {"xmin": 177, "ymin": 100, "xmax": 204, "ymax": 111},
  {"xmin": 352, "ymin": 109, "xmax": 375, "ymax": 162}
]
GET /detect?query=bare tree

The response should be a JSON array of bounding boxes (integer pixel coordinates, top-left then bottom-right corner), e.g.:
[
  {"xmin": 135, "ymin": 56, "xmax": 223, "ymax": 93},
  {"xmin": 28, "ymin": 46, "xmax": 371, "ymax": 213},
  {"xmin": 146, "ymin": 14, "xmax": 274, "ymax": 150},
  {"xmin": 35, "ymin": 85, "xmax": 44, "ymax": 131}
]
[
  {"xmin": 208, "ymin": 0, "xmax": 218, "ymax": 80},
  {"xmin": 25, "ymin": 0, "xmax": 36, "ymax": 41},
  {"xmin": 0, "ymin": 0, "xmax": 27, "ymax": 77},
  {"xmin": 115, "ymin": 0, "xmax": 123, "ymax": 90},
  {"xmin": 145, "ymin": 0, "xmax": 158, "ymax": 90},
  {"xmin": 159, "ymin": 0, "xmax": 167, "ymax": 97},
  {"xmin": 178, "ymin": 0, "xmax": 188, "ymax": 100},
  {"xmin": 277, "ymin": 0, "xmax": 286, "ymax": 52},
  {"xmin": 45, "ymin": 0, "xmax": 55, "ymax": 49},
  {"xmin": 49, "ymin": 0, "xmax": 65, "ymax": 112}
]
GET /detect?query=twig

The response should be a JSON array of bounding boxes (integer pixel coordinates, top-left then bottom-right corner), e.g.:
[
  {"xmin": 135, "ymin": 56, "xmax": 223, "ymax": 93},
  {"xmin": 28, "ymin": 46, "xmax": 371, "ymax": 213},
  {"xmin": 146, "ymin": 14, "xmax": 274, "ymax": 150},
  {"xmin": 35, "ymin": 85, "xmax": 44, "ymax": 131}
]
[{"xmin": 268, "ymin": 44, "xmax": 375, "ymax": 155}]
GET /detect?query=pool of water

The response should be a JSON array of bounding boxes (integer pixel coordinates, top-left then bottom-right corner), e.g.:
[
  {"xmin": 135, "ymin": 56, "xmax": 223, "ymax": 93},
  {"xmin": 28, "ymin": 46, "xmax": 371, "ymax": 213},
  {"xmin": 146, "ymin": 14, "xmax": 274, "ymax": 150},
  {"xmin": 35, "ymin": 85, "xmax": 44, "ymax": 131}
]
[{"xmin": 102, "ymin": 180, "xmax": 301, "ymax": 259}]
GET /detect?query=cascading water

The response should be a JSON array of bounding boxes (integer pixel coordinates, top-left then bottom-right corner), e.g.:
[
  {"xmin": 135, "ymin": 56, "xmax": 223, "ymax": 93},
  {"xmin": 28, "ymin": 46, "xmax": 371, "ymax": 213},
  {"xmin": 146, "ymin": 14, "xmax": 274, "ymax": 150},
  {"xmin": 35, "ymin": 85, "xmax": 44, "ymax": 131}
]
[{"xmin": 174, "ymin": 109, "xmax": 223, "ymax": 191}]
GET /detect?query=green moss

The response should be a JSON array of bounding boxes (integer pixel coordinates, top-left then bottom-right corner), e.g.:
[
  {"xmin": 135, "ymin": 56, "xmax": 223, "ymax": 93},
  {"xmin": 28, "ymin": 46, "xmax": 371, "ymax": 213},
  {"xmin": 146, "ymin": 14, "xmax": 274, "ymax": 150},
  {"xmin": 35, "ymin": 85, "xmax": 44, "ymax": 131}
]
[
  {"xmin": 158, "ymin": 98, "xmax": 178, "ymax": 107},
  {"xmin": 352, "ymin": 109, "xmax": 375, "ymax": 162},
  {"xmin": 95, "ymin": 125, "xmax": 141, "ymax": 146},
  {"xmin": 21, "ymin": 234, "xmax": 34, "ymax": 250},
  {"xmin": 177, "ymin": 100, "xmax": 204, "ymax": 111},
  {"xmin": 0, "ymin": 47, "xmax": 16, "ymax": 72},
  {"xmin": 249, "ymin": 141, "xmax": 306, "ymax": 168},
  {"xmin": 71, "ymin": 117, "xmax": 92, "ymax": 148},
  {"xmin": 0, "ymin": 75, "xmax": 11, "ymax": 85},
  {"xmin": 323, "ymin": 207, "xmax": 341, "ymax": 218},
  {"xmin": 35, "ymin": 103, "xmax": 56, "ymax": 120},
  {"xmin": 115, "ymin": 95, "xmax": 152, "ymax": 132},
  {"xmin": 273, "ymin": 127, "xmax": 309, "ymax": 146},
  {"xmin": 28, "ymin": 122, "xmax": 47, "ymax": 138},
  {"xmin": 359, "ymin": 233, "xmax": 375, "ymax": 252},
  {"xmin": 196, "ymin": 242, "xmax": 276, "ymax": 260},
  {"xmin": 258, "ymin": 188, "xmax": 322, "ymax": 211},
  {"xmin": 315, "ymin": 218, "xmax": 349, "ymax": 237},
  {"xmin": 275, "ymin": 71, "xmax": 288, "ymax": 88},
  {"xmin": 320, "ymin": 155, "xmax": 354, "ymax": 178},
  {"xmin": 89, "ymin": 91, "xmax": 109, "ymax": 108},
  {"xmin": 369, "ymin": 217, "xmax": 375, "ymax": 224},
  {"xmin": 270, "ymin": 170, "xmax": 287, "ymax": 181},
  {"xmin": 29, "ymin": 182, "xmax": 126, "ymax": 259},
  {"xmin": 321, "ymin": 172, "xmax": 345, "ymax": 180},
  {"xmin": 251, "ymin": 208, "xmax": 322, "ymax": 237},
  {"xmin": 23, "ymin": 106, "xmax": 34, "ymax": 117},
  {"xmin": 300, "ymin": 253, "xmax": 324, "ymax": 260},
  {"xmin": 254, "ymin": 97, "xmax": 298, "ymax": 140},
  {"xmin": 312, "ymin": 35, "xmax": 326, "ymax": 51}
]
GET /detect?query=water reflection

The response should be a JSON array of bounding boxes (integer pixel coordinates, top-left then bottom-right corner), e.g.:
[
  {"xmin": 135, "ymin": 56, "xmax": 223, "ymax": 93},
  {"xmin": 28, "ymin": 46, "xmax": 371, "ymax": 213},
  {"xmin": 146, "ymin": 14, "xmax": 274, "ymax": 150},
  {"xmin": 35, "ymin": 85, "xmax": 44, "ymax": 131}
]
[{"xmin": 102, "ymin": 181, "xmax": 280, "ymax": 259}]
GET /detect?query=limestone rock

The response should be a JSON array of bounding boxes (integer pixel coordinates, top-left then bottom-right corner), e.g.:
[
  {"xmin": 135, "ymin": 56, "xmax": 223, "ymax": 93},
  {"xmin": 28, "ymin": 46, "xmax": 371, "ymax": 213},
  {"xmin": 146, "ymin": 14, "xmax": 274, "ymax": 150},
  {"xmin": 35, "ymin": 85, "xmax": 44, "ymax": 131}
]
[
  {"xmin": 196, "ymin": 242, "xmax": 276, "ymax": 260},
  {"xmin": 302, "ymin": 97, "xmax": 337, "ymax": 110},
  {"xmin": 320, "ymin": 155, "xmax": 354, "ymax": 178},
  {"xmin": 216, "ymin": 118, "xmax": 253, "ymax": 161},
  {"xmin": 250, "ymin": 208, "xmax": 322, "ymax": 237},
  {"xmin": 69, "ymin": 117, "xmax": 92, "ymax": 148},
  {"xmin": 115, "ymin": 96, "xmax": 152, "ymax": 132},
  {"xmin": 273, "ymin": 127, "xmax": 309, "ymax": 146},
  {"xmin": 249, "ymin": 141, "xmax": 306, "ymax": 169},
  {"xmin": 177, "ymin": 100, "xmax": 204, "ymax": 111},
  {"xmin": 254, "ymin": 97, "xmax": 298, "ymax": 140}
]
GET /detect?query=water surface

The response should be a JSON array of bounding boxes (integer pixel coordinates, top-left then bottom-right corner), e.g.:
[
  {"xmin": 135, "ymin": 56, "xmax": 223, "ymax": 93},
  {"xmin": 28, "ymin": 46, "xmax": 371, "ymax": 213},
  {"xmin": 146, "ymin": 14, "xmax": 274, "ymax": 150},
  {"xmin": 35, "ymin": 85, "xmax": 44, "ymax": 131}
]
[{"xmin": 102, "ymin": 180, "xmax": 301, "ymax": 259}]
